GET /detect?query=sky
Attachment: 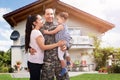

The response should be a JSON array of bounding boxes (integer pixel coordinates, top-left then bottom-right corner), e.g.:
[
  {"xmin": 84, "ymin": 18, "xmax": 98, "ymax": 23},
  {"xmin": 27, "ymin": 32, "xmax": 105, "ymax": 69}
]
[{"xmin": 0, "ymin": 0, "xmax": 120, "ymax": 51}]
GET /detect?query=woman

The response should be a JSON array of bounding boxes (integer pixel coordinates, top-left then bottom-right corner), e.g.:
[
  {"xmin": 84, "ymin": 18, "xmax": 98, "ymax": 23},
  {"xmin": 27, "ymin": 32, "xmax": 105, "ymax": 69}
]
[{"xmin": 25, "ymin": 14, "xmax": 63, "ymax": 80}]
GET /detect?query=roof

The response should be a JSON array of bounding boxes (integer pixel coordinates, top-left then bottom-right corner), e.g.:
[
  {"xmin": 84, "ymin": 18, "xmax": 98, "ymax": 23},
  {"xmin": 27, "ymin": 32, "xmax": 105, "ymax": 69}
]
[{"xmin": 3, "ymin": 0, "xmax": 114, "ymax": 33}]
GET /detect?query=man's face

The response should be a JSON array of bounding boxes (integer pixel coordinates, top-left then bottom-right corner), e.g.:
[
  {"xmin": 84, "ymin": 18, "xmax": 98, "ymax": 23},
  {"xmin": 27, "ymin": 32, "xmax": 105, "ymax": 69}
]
[{"xmin": 44, "ymin": 9, "xmax": 54, "ymax": 22}]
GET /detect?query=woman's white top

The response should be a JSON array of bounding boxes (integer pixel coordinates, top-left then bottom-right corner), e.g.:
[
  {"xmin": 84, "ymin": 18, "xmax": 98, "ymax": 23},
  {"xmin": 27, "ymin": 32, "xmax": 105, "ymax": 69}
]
[{"xmin": 28, "ymin": 29, "xmax": 44, "ymax": 64}]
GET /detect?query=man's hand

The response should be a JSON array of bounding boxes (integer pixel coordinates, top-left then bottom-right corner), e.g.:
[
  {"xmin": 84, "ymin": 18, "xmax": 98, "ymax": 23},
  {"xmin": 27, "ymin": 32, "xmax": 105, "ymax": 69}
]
[{"xmin": 29, "ymin": 48, "xmax": 36, "ymax": 55}]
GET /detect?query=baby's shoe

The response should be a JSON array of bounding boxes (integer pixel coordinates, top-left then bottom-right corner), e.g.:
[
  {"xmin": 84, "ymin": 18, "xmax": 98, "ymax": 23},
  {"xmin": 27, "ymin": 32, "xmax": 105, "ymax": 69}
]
[{"xmin": 59, "ymin": 68, "xmax": 67, "ymax": 76}]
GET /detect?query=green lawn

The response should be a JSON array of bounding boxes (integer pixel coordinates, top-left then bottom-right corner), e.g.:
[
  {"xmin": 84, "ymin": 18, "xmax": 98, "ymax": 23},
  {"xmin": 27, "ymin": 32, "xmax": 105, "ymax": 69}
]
[
  {"xmin": 70, "ymin": 74, "xmax": 120, "ymax": 80},
  {"xmin": 0, "ymin": 74, "xmax": 28, "ymax": 80},
  {"xmin": 0, "ymin": 74, "xmax": 120, "ymax": 80}
]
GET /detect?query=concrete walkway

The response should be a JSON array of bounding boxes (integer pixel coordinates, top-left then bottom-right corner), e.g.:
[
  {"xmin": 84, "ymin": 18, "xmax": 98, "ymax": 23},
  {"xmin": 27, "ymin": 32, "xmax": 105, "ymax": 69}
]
[
  {"xmin": 11, "ymin": 71, "xmax": 98, "ymax": 78},
  {"xmin": 69, "ymin": 71, "xmax": 98, "ymax": 77}
]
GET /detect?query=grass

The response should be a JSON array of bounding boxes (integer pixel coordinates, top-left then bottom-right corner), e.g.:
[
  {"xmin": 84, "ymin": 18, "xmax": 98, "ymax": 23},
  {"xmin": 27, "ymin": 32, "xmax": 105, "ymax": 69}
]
[
  {"xmin": 0, "ymin": 73, "xmax": 120, "ymax": 80},
  {"xmin": 70, "ymin": 74, "xmax": 120, "ymax": 80},
  {"xmin": 0, "ymin": 74, "xmax": 28, "ymax": 80}
]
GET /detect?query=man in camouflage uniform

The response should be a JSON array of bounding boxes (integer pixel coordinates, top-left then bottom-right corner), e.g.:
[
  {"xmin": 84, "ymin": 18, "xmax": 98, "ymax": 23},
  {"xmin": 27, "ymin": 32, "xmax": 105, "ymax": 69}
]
[{"xmin": 41, "ymin": 8, "xmax": 70, "ymax": 80}]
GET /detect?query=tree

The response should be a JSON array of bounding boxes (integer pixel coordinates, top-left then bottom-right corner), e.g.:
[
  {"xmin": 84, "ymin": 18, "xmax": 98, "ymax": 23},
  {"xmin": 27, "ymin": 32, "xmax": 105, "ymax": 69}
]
[{"xmin": 0, "ymin": 49, "xmax": 11, "ymax": 72}]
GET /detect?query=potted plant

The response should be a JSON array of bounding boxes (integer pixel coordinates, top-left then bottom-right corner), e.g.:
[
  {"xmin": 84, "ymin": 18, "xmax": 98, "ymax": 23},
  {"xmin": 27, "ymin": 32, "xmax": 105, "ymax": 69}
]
[
  {"xmin": 102, "ymin": 67, "xmax": 107, "ymax": 73},
  {"xmin": 16, "ymin": 61, "xmax": 21, "ymax": 65},
  {"xmin": 99, "ymin": 67, "xmax": 107, "ymax": 73},
  {"xmin": 16, "ymin": 61, "xmax": 22, "ymax": 72},
  {"xmin": 99, "ymin": 68, "xmax": 102, "ymax": 73}
]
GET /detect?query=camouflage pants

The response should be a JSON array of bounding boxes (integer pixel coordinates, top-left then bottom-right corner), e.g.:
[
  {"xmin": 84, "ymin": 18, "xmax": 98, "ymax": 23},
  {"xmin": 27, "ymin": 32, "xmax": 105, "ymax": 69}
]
[{"xmin": 41, "ymin": 61, "xmax": 70, "ymax": 80}]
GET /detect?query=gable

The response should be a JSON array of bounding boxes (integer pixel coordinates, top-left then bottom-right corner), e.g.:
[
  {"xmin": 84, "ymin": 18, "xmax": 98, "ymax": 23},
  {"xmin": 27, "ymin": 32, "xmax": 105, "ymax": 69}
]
[{"xmin": 3, "ymin": 0, "xmax": 114, "ymax": 33}]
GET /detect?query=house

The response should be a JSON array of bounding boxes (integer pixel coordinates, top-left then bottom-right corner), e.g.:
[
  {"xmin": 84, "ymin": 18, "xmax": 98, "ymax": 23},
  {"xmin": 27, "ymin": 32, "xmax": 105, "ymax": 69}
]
[{"xmin": 3, "ymin": 0, "xmax": 114, "ymax": 71}]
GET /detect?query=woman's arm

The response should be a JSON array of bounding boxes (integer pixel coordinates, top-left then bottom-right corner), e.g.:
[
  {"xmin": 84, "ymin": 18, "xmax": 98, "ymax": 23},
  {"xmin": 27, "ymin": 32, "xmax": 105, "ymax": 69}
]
[
  {"xmin": 44, "ymin": 25, "xmax": 63, "ymax": 34},
  {"xmin": 36, "ymin": 35, "xmax": 64, "ymax": 50}
]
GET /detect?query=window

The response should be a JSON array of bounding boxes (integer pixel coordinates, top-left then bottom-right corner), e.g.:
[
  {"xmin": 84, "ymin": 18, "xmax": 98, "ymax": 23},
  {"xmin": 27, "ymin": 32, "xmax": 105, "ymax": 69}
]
[{"xmin": 68, "ymin": 27, "xmax": 81, "ymax": 36}]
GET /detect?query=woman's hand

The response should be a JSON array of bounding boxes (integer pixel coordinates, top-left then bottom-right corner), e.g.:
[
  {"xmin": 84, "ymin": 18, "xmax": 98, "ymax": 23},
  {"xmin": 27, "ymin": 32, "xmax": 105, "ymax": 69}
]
[
  {"xmin": 57, "ymin": 40, "xmax": 67, "ymax": 51},
  {"xmin": 29, "ymin": 48, "xmax": 36, "ymax": 55},
  {"xmin": 57, "ymin": 40, "xmax": 65, "ymax": 47},
  {"xmin": 60, "ymin": 45, "xmax": 67, "ymax": 51}
]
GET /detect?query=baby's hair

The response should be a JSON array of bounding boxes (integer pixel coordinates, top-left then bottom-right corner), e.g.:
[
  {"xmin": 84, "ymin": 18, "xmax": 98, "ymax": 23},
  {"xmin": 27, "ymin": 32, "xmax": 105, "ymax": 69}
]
[{"xmin": 57, "ymin": 12, "xmax": 69, "ymax": 20}]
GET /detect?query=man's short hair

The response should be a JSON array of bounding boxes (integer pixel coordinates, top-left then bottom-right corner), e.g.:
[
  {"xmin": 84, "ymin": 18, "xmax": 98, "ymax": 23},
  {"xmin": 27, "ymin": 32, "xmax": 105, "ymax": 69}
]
[{"xmin": 44, "ymin": 8, "xmax": 55, "ymax": 14}]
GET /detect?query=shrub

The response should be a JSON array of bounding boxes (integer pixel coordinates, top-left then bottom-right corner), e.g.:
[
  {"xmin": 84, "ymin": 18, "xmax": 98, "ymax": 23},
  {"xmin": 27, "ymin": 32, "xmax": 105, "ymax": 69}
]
[
  {"xmin": 114, "ymin": 65, "xmax": 120, "ymax": 73},
  {"xmin": 113, "ymin": 62, "xmax": 120, "ymax": 73},
  {"xmin": 8, "ymin": 67, "xmax": 14, "ymax": 73},
  {"xmin": 0, "ymin": 66, "xmax": 9, "ymax": 73}
]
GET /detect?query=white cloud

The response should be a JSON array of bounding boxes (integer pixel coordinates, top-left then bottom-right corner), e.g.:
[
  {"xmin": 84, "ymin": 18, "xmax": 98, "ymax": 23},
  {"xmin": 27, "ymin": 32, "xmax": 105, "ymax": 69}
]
[
  {"xmin": 0, "ymin": 8, "xmax": 12, "ymax": 51},
  {"xmin": 105, "ymin": 0, "xmax": 120, "ymax": 10},
  {"xmin": 0, "ymin": 40, "xmax": 12, "ymax": 51},
  {"xmin": 0, "ymin": 46, "xmax": 10, "ymax": 52},
  {"xmin": 61, "ymin": 0, "xmax": 107, "ymax": 19},
  {"xmin": 0, "ymin": 8, "xmax": 11, "ymax": 22},
  {"xmin": 101, "ymin": 31, "xmax": 120, "ymax": 48},
  {"xmin": 0, "ymin": 28, "xmax": 12, "ymax": 51},
  {"xmin": 0, "ymin": 28, "xmax": 12, "ymax": 40},
  {"xmin": 0, "ymin": 40, "xmax": 12, "ymax": 46}
]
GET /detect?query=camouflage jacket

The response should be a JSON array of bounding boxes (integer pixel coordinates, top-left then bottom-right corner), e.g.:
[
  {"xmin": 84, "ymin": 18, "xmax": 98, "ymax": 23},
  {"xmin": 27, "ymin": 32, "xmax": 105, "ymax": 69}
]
[{"xmin": 40, "ymin": 22, "xmax": 59, "ymax": 62}]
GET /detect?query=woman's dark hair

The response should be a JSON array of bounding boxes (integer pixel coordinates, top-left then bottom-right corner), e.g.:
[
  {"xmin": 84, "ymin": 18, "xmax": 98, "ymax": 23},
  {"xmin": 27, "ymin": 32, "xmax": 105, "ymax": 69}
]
[{"xmin": 25, "ymin": 14, "xmax": 38, "ymax": 52}]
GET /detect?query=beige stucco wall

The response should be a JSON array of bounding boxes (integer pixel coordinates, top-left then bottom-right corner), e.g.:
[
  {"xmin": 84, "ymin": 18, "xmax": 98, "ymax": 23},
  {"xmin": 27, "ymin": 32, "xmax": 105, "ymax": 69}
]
[
  {"xmin": 12, "ymin": 20, "xmax": 26, "ymax": 45},
  {"xmin": 68, "ymin": 16, "xmax": 101, "ymax": 36},
  {"xmin": 11, "ymin": 46, "xmax": 22, "ymax": 67},
  {"xmin": 11, "ymin": 20, "xmax": 26, "ymax": 68}
]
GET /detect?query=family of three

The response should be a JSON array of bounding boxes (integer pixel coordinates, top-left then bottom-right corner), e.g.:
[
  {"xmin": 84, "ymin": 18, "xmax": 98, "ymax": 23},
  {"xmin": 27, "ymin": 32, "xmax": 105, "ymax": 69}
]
[{"xmin": 25, "ymin": 8, "xmax": 72, "ymax": 80}]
